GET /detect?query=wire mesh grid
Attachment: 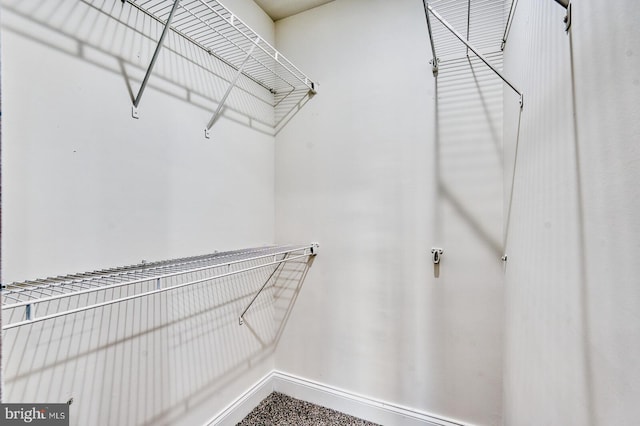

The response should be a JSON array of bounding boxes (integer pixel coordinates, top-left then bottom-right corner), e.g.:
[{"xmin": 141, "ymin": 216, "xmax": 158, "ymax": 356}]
[
  {"xmin": 428, "ymin": 0, "xmax": 506, "ymax": 62},
  {"xmin": 1, "ymin": 244, "xmax": 316, "ymax": 330},
  {"xmin": 126, "ymin": 0, "xmax": 316, "ymax": 127}
]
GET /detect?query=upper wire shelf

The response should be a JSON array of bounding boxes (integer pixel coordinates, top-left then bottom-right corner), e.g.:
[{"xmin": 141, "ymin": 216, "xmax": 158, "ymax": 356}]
[
  {"xmin": 125, "ymin": 0, "xmax": 317, "ymax": 136},
  {"xmin": 423, "ymin": 0, "xmax": 523, "ymax": 105},
  {"xmin": 1, "ymin": 243, "xmax": 319, "ymax": 330}
]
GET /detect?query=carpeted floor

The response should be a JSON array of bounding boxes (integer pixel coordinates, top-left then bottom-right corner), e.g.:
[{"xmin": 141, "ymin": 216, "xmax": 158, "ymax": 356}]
[{"xmin": 237, "ymin": 392, "xmax": 380, "ymax": 426}]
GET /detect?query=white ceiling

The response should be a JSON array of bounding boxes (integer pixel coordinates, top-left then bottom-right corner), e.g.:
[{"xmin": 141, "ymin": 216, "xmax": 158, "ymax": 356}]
[{"xmin": 253, "ymin": 0, "xmax": 334, "ymax": 21}]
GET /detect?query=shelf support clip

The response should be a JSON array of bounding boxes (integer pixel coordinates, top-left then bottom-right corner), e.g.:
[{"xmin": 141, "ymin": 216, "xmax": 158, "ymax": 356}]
[
  {"xmin": 205, "ymin": 37, "xmax": 260, "ymax": 139},
  {"xmin": 130, "ymin": 0, "xmax": 181, "ymax": 119}
]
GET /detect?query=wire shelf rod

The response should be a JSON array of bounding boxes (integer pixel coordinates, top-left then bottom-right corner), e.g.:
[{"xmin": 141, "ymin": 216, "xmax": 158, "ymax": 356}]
[
  {"xmin": 177, "ymin": 4, "xmax": 265, "ymax": 69},
  {"xmin": 187, "ymin": 0, "xmax": 313, "ymax": 89},
  {"xmin": 2, "ymin": 245, "xmax": 314, "ymax": 310},
  {"xmin": 3, "ymin": 246, "xmax": 295, "ymax": 297},
  {"xmin": 2, "ymin": 294, "xmax": 23, "ymax": 303},
  {"xmin": 2, "ymin": 249, "xmax": 315, "ymax": 330}
]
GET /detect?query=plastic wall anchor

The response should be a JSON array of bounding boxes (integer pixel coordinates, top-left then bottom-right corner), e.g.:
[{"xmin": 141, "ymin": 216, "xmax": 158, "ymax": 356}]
[
  {"xmin": 131, "ymin": 106, "xmax": 139, "ymax": 119},
  {"xmin": 310, "ymin": 243, "xmax": 320, "ymax": 256}
]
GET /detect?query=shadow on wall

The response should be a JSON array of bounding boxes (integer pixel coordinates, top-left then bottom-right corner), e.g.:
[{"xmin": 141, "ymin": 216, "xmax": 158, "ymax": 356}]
[
  {"xmin": 434, "ymin": 54, "xmax": 504, "ymax": 257},
  {"xmin": 1, "ymin": 0, "xmax": 313, "ymax": 136},
  {"xmin": 2, "ymin": 257, "xmax": 313, "ymax": 425},
  {"xmin": 427, "ymin": 52, "xmax": 505, "ymax": 422}
]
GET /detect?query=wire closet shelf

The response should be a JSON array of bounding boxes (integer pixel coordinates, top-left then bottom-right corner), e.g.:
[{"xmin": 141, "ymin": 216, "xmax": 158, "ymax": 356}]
[
  {"xmin": 1, "ymin": 243, "xmax": 319, "ymax": 331},
  {"xmin": 423, "ymin": 0, "xmax": 523, "ymax": 104},
  {"xmin": 125, "ymin": 0, "xmax": 317, "ymax": 135}
]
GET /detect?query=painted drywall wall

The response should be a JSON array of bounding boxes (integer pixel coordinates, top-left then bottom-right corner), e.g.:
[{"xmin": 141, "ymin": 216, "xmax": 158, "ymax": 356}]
[
  {"xmin": 0, "ymin": 0, "xmax": 283, "ymax": 424},
  {"xmin": 273, "ymin": 1, "xmax": 504, "ymax": 424},
  {"xmin": 502, "ymin": 0, "xmax": 640, "ymax": 424}
]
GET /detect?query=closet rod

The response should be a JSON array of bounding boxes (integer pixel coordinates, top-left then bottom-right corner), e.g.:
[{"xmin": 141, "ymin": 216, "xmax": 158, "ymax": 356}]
[{"xmin": 426, "ymin": 3, "xmax": 523, "ymax": 106}]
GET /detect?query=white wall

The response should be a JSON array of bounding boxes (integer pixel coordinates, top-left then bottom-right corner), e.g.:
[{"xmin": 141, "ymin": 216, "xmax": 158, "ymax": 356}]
[
  {"xmin": 1, "ymin": 0, "xmax": 275, "ymax": 284},
  {"xmin": 502, "ymin": 1, "xmax": 640, "ymax": 424},
  {"xmin": 1, "ymin": 0, "xmax": 282, "ymax": 424},
  {"xmin": 273, "ymin": 1, "xmax": 504, "ymax": 424},
  {"xmin": 10, "ymin": 0, "xmax": 637, "ymax": 424}
]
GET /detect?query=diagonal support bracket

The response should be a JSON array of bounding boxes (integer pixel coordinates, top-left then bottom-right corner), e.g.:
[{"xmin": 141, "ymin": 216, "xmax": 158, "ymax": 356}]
[
  {"xmin": 131, "ymin": 0, "xmax": 180, "ymax": 119},
  {"xmin": 239, "ymin": 253, "xmax": 288, "ymax": 325},
  {"xmin": 238, "ymin": 243, "xmax": 318, "ymax": 325},
  {"xmin": 205, "ymin": 37, "xmax": 260, "ymax": 139}
]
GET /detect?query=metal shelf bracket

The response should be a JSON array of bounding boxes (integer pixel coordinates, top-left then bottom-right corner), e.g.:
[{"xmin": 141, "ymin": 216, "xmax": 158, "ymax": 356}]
[
  {"xmin": 205, "ymin": 36, "xmax": 260, "ymax": 139},
  {"xmin": 238, "ymin": 243, "xmax": 318, "ymax": 325},
  {"xmin": 239, "ymin": 252, "xmax": 288, "ymax": 326},
  {"xmin": 131, "ymin": 0, "xmax": 180, "ymax": 118}
]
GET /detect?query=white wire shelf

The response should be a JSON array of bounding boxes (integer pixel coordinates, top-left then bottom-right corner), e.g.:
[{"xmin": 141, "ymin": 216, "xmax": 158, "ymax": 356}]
[
  {"xmin": 423, "ymin": 0, "xmax": 522, "ymax": 104},
  {"xmin": 1, "ymin": 243, "xmax": 319, "ymax": 330},
  {"xmin": 125, "ymin": 0, "xmax": 317, "ymax": 136}
]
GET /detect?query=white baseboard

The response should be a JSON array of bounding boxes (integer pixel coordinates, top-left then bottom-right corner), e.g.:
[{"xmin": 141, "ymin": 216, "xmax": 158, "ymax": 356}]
[
  {"xmin": 271, "ymin": 371, "xmax": 473, "ymax": 426},
  {"xmin": 205, "ymin": 372, "xmax": 274, "ymax": 426},
  {"xmin": 206, "ymin": 370, "xmax": 474, "ymax": 426}
]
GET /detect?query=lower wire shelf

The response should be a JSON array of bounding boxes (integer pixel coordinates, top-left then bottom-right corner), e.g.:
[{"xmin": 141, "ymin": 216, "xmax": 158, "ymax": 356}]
[{"xmin": 1, "ymin": 243, "xmax": 318, "ymax": 331}]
